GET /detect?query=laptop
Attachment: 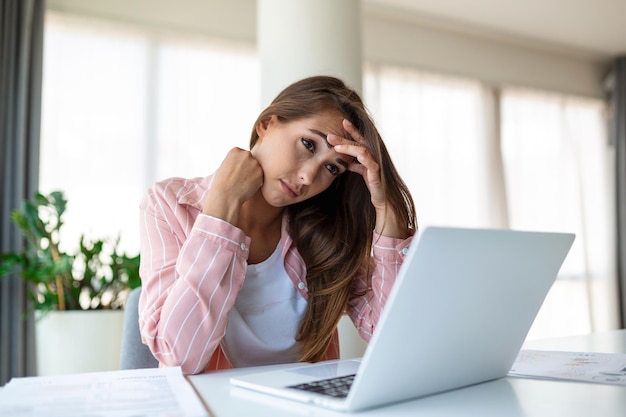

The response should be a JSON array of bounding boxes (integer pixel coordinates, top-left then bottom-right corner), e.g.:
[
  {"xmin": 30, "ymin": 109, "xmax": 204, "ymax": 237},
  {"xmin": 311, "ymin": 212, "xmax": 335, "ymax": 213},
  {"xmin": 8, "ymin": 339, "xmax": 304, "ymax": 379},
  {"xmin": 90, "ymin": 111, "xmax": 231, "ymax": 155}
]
[{"xmin": 229, "ymin": 226, "xmax": 575, "ymax": 412}]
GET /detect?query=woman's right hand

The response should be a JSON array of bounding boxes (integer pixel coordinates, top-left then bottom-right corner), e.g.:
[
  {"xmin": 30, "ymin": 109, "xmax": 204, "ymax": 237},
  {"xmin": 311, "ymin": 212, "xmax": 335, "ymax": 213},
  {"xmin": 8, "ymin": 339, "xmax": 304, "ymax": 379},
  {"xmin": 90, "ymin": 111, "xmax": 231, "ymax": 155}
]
[{"xmin": 202, "ymin": 147, "xmax": 263, "ymax": 225}]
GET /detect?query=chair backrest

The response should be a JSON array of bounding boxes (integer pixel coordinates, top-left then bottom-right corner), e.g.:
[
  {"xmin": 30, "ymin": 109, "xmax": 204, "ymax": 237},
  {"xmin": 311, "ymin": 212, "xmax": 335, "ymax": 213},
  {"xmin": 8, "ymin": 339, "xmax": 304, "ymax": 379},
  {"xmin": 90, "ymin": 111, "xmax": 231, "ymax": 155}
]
[{"xmin": 119, "ymin": 286, "xmax": 159, "ymax": 369}]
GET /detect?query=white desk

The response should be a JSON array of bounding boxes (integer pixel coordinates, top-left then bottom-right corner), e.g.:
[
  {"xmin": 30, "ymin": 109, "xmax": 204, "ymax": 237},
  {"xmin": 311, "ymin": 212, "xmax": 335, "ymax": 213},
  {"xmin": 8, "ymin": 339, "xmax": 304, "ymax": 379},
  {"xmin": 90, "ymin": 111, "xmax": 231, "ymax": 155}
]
[{"xmin": 189, "ymin": 330, "xmax": 626, "ymax": 417}]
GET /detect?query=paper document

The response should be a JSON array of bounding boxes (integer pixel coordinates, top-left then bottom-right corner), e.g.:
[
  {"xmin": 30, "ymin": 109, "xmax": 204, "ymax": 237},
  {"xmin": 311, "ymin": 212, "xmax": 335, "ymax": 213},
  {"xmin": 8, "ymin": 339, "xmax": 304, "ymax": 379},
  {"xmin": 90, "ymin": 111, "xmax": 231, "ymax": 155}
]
[
  {"xmin": 508, "ymin": 350, "xmax": 626, "ymax": 386},
  {"xmin": 0, "ymin": 366, "xmax": 210, "ymax": 417}
]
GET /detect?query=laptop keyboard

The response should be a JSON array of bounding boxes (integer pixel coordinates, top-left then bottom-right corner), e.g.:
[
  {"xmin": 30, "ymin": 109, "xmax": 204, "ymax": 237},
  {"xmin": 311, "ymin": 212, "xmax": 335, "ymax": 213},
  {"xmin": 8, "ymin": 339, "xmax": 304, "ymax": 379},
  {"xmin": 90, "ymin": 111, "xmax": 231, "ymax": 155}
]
[{"xmin": 287, "ymin": 374, "xmax": 356, "ymax": 398}]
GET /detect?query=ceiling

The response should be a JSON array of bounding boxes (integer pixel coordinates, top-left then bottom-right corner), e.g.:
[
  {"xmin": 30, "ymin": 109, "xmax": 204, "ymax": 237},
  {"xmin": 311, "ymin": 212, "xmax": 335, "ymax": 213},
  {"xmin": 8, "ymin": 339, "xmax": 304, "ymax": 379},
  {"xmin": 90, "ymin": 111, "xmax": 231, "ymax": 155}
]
[{"xmin": 365, "ymin": 0, "xmax": 626, "ymax": 58}]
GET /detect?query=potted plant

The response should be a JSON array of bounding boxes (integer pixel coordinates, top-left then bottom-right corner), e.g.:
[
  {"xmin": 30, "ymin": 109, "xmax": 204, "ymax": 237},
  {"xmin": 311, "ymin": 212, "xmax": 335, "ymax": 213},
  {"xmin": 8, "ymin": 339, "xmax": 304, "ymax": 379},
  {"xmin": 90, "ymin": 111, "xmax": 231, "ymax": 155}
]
[{"xmin": 0, "ymin": 190, "xmax": 141, "ymax": 375}]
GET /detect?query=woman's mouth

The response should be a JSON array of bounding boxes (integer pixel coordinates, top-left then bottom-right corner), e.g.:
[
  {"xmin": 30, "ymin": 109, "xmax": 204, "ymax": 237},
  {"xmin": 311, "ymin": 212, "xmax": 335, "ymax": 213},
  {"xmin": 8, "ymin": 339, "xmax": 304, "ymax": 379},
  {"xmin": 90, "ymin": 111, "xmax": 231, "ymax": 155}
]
[{"xmin": 280, "ymin": 180, "xmax": 300, "ymax": 198}]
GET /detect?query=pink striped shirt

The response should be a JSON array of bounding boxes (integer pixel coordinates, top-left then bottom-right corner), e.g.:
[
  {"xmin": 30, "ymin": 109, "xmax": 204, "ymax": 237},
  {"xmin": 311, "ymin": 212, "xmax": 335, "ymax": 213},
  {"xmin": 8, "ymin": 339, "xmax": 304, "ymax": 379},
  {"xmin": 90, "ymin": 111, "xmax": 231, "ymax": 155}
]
[{"xmin": 138, "ymin": 175, "xmax": 413, "ymax": 374}]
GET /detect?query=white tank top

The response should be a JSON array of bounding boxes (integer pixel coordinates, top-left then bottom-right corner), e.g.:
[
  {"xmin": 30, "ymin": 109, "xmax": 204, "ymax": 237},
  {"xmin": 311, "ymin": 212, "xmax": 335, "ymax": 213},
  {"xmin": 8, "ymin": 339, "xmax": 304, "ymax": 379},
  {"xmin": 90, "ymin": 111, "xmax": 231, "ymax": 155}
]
[{"xmin": 222, "ymin": 241, "xmax": 307, "ymax": 367}]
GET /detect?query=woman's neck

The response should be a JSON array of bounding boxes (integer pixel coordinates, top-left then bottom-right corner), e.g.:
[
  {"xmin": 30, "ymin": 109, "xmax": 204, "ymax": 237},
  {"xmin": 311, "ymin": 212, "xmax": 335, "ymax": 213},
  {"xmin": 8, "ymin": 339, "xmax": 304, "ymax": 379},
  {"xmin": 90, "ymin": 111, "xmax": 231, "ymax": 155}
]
[
  {"xmin": 238, "ymin": 192, "xmax": 283, "ymax": 232},
  {"xmin": 239, "ymin": 192, "xmax": 284, "ymax": 264}
]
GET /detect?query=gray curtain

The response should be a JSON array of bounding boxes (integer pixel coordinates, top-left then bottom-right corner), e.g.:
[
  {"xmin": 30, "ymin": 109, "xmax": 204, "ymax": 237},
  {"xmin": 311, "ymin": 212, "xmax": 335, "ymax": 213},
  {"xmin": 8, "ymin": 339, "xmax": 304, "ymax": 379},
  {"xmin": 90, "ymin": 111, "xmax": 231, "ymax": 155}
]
[
  {"xmin": 0, "ymin": 0, "xmax": 45, "ymax": 385},
  {"xmin": 609, "ymin": 56, "xmax": 626, "ymax": 328}
]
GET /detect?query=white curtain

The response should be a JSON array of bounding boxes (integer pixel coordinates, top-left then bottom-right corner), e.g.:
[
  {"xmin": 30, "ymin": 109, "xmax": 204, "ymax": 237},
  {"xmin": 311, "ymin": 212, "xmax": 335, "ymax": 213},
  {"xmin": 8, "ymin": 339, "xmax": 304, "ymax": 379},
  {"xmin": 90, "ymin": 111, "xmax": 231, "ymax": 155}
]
[
  {"xmin": 364, "ymin": 65, "xmax": 507, "ymax": 229},
  {"xmin": 364, "ymin": 65, "xmax": 619, "ymax": 339},
  {"xmin": 500, "ymin": 89, "xmax": 619, "ymax": 337},
  {"xmin": 40, "ymin": 13, "xmax": 619, "ymax": 340}
]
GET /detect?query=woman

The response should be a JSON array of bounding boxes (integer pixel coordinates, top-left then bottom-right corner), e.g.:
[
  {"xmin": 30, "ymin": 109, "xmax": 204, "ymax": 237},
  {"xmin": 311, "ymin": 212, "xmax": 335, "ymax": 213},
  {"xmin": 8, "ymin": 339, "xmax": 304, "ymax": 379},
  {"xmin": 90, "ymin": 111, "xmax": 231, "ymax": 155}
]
[{"xmin": 138, "ymin": 75, "xmax": 417, "ymax": 374}]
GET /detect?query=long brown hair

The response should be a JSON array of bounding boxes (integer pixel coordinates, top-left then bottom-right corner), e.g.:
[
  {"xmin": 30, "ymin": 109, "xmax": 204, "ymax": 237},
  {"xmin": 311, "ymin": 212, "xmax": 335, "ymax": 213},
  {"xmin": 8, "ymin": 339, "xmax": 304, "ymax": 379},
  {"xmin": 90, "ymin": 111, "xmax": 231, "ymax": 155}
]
[{"xmin": 250, "ymin": 76, "xmax": 416, "ymax": 362}]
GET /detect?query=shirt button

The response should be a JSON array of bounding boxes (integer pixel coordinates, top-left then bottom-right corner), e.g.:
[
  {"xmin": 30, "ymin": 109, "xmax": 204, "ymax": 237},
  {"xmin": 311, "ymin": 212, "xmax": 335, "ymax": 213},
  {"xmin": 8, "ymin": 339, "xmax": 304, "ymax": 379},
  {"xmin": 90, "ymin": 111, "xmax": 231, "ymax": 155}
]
[
  {"xmin": 401, "ymin": 247, "xmax": 409, "ymax": 256},
  {"xmin": 240, "ymin": 242, "xmax": 247, "ymax": 251},
  {"xmin": 297, "ymin": 282, "xmax": 306, "ymax": 290}
]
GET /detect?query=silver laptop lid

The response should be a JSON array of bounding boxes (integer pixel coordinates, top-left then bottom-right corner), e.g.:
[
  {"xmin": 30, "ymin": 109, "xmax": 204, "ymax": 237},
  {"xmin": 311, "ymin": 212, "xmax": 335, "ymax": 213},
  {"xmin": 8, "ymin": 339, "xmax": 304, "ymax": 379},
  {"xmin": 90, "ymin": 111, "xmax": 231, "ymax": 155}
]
[{"xmin": 347, "ymin": 226, "xmax": 575, "ymax": 410}]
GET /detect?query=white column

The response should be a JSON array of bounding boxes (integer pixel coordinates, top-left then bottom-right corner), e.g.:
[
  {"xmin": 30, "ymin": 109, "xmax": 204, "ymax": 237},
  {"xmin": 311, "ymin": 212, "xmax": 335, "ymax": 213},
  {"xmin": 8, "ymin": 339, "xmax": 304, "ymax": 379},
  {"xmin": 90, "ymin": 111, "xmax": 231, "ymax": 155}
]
[
  {"xmin": 257, "ymin": 0, "xmax": 362, "ymax": 106},
  {"xmin": 257, "ymin": 0, "xmax": 366, "ymax": 359}
]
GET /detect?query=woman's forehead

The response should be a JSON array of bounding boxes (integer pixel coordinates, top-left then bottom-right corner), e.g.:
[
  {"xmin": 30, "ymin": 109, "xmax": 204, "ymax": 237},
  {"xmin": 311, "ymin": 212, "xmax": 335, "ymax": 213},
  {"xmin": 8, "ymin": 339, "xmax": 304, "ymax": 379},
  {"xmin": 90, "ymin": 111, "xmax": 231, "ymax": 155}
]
[{"xmin": 299, "ymin": 112, "xmax": 350, "ymax": 138}]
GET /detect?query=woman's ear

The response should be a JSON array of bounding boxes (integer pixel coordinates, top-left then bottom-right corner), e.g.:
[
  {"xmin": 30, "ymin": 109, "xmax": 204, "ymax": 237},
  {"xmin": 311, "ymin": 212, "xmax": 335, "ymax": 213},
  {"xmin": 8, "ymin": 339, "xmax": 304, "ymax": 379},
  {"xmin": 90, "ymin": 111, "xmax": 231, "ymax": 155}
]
[{"xmin": 255, "ymin": 115, "xmax": 274, "ymax": 139}]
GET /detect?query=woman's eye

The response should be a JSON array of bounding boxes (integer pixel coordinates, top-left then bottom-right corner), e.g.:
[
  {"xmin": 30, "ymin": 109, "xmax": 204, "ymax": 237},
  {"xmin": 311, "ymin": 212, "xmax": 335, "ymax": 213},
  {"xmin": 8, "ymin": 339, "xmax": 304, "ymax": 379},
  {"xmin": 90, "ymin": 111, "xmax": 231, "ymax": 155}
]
[
  {"xmin": 301, "ymin": 138, "xmax": 314, "ymax": 152},
  {"xmin": 325, "ymin": 164, "xmax": 340, "ymax": 176}
]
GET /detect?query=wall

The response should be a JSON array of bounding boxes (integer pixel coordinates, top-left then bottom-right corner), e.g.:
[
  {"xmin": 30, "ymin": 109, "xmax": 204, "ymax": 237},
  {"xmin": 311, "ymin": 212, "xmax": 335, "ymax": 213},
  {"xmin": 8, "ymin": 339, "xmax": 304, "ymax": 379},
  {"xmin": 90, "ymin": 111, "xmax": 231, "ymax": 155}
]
[
  {"xmin": 46, "ymin": 0, "xmax": 609, "ymax": 98},
  {"xmin": 363, "ymin": 7, "xmax": 608, "ymax": 98}
]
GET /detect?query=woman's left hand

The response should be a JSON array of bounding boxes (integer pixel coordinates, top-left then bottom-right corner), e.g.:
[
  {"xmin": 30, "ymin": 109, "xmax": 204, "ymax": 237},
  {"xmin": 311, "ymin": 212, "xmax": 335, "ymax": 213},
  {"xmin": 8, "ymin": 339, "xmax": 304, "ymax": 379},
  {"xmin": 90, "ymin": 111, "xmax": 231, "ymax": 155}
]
[
  {"xmin": 329, "ymin": 120, "xmax": 409, "ymax": 238},
  {"xmin": 327, "ymin": 119, "xmax": 386, "ymax": 211}
]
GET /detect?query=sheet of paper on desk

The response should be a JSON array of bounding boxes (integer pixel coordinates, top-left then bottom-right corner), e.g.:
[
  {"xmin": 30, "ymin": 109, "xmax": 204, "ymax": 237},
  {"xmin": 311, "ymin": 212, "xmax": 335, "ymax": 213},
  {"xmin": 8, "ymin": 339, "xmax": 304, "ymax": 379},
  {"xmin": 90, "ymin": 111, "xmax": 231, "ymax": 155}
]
[
  {"xmin": 508, "ymin": 350, "xmax": 626, "ymax": 386},
  {"xmin": 0, "ymin": 366, "xmax": 211, "ymax": 417}
]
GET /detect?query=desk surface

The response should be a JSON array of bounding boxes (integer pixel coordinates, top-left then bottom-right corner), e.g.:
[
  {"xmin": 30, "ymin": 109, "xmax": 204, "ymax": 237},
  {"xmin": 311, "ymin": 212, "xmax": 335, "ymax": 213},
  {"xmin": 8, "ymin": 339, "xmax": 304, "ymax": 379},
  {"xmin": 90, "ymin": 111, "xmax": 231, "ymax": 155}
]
[{"xmin": 189, "ymin": 330, "xmax": 626, "ymax": 417}]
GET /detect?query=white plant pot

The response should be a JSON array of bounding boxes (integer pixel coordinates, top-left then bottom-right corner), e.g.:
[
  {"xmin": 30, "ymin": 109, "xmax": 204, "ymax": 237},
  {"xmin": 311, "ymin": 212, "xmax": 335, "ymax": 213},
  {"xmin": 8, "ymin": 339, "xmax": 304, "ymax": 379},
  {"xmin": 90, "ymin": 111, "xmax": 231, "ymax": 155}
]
[{"xmin": 35, "ymin": 309, "xmax": 125, "ymax": 376}]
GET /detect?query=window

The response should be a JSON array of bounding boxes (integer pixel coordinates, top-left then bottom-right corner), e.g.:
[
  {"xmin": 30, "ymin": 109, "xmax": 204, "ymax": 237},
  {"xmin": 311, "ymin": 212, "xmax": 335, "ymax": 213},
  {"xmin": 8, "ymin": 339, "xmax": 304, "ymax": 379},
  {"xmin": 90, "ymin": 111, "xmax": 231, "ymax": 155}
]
[
  {"xmin": 364, "ymin": 66, "xmax": 499, "ymax": 229},
  {"xmin": 500, "ymin": 89, "xmax": 618, "ymax": 338},
  {"xmin": 364, "ymin": 66, "xmax": 618, "ymax": 339},
  {"xmin": 40, "ymin": 13, "xmax": 259, "ymax": 253}
]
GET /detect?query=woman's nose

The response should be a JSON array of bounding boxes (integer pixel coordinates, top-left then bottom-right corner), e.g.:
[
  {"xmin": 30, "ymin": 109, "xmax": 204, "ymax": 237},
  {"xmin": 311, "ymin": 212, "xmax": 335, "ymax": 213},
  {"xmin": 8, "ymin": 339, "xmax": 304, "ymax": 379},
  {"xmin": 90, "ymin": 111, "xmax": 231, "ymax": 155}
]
[{"xmin": 298, "ymin": 161, "xmax": 320, "ymax": 185}]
